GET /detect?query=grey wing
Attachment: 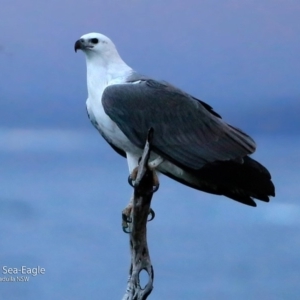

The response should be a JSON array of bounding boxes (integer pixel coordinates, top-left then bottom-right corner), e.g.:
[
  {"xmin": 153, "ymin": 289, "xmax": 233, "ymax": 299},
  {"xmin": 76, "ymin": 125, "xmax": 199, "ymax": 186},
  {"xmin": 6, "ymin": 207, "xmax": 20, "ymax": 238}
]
[{"xmin": 102, "ymin": 79, "xmax": 256, "ymax": 170}]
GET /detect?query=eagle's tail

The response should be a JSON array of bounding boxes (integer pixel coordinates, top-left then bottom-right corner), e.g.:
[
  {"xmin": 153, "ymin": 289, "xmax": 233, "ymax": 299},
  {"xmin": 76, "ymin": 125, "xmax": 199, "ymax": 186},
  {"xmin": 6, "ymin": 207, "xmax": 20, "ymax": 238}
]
[{"xmin": 161, "ymin": 156, "xmax": 275, "ymax": 207}]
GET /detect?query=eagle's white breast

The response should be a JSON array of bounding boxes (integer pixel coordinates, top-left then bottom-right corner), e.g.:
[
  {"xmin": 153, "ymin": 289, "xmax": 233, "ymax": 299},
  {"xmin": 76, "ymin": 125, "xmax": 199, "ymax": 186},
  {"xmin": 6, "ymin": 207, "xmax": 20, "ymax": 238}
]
[{"xmin": 86, "ymin": 80, "xmax": 141, "ymax": 155}]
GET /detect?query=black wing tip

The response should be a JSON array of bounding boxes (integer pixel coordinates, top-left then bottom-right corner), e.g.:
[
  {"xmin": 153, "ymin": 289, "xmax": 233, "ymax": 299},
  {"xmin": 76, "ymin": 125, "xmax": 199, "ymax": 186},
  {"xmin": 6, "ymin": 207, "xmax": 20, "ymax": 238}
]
[
  {"xmin": 200, "ymin": 156, "xmax": 275, "ymax": 207},
  {"xmin": 225, "ymin": 178, "xmax": 277, "ymax": 206},
  {"xmin": 269, "ymin": 182, "xmax": 276, "ymax": 197},
  {"xmin": 247, "ymin": 200, "xmax": 257, "ymax": 207},
  {"xmin": 226, "ymin": 193, "xmax": 274, "ymax": 207},
  {"xmin": 240, "ymin": 198, "xmax": 257, "ymax": 207},
  {"xmin": 223, "ymin": 180, "xmax": 275, "ymax": 206}
]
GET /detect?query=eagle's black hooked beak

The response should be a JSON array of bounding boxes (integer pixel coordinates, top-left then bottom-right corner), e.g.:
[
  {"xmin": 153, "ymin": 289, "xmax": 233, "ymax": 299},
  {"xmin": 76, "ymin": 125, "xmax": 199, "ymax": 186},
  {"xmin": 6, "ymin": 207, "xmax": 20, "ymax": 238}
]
[{"xmin": 74, "ymin": 39, "xmax": 83, "ymax": 52}]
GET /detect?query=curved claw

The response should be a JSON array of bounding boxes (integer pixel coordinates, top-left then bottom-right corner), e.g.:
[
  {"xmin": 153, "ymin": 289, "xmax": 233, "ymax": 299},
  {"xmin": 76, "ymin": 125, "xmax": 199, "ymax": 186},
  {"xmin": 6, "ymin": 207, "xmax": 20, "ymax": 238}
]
[
  {"xmin": 122, "ymin": 217, "xmax": 132, "ymax": 234},
  {"xmin": 122, "ymin": 226, "xmax": 131, "ymax": 234},
  {"xmin": 128, "ymin": 175, "xmax": 135, "ymax": 188},
  {"xmin": 147, "ymin": 208, "xmax": 155, "ymax": 222},
  {"xmin": 122, "ymin": 203, "xmax": 133, "ymax": 233},
  {"xmin": 152, "ymin": 183, "xmax": 159, "ymax": 193},
  {"xmin": 122, "ymin": 213, "xmax": 132, "ymax": 224}
]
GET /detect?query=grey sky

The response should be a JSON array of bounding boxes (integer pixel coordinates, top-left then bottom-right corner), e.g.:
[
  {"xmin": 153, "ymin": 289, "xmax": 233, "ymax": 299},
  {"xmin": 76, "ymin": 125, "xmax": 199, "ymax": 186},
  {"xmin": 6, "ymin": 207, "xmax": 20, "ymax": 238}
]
[{"xmin": 0, "ymin": 0, "xmax": 299, "ymax": 134}]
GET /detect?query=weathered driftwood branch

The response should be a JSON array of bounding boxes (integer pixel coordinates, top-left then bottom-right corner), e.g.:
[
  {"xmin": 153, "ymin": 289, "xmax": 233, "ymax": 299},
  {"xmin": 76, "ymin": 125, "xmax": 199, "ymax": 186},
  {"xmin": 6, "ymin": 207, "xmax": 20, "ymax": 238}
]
[{"xmin": 122, "ymin": 129, "xmax": 157, "ymax": 300}]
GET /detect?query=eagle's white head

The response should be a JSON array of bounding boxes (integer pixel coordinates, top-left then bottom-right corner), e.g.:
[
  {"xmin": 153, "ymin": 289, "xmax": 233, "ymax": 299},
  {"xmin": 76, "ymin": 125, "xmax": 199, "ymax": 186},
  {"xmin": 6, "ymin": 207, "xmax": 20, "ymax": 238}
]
[
  {"xmin": 74, "ymin": 32, "xmax": 117, "ymax": 57},
  {"xmin": 74, "ymin": 32, "xmax": 132, "ymax": 92},
  {"xmin": 75, "ymin": 32, "xmax": 131, "ymax": 72}
]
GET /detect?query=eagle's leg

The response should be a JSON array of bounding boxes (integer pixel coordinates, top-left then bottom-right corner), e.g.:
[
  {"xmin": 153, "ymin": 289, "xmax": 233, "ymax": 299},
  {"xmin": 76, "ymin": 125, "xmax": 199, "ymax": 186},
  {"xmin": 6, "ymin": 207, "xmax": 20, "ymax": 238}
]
[
  {"xmin": 148, "ymin": 156, "xmax": 164, "ymax": 169},
  {"xmin": 128, "ymin": 156, "xmax": 163, "ymax": 192},
  {"xmin": 122, "ymin": 197, "xmax": 155, "ymax": 233},
  {"xmin": 123, "ymin": 157, "xmax": 162, "ymax": 233},
  {"xmin": 148, "ymin": 156, "xmax": 164, "ymax": 192}
]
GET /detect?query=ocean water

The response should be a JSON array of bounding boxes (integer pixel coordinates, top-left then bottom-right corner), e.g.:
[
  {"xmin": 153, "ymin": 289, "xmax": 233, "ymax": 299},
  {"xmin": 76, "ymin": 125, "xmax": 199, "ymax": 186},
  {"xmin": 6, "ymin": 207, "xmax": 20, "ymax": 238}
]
[{"xmin": 0, "ymin": 129, "xmax": 299, "ymax": 300}]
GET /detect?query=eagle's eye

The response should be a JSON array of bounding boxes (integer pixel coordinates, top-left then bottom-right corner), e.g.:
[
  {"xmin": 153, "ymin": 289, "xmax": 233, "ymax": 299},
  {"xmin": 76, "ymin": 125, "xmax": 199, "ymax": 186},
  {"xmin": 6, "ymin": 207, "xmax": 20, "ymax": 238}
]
[{"xmin": 90, "ymin": 38, "xmax": 99, "ymax": 44}]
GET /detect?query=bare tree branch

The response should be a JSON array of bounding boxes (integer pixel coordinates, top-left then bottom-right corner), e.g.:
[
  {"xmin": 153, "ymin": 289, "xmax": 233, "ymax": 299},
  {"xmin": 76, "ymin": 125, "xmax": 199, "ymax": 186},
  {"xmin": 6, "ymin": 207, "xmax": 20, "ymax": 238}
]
[{"xmin": 122, "ymin": 128, "xmax": 157, "ymax": 300}]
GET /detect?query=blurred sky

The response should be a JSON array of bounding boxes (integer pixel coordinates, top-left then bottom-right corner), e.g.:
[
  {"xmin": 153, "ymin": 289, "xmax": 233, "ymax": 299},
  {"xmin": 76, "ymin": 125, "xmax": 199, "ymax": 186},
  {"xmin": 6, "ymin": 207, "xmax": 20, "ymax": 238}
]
[
  {"xmin": 0, "ymin": 0, "xmax": 299, "ymax": 134},
  {"xmin": 1, "ymin": 1, "xmax": 300, "ymax": 299}
]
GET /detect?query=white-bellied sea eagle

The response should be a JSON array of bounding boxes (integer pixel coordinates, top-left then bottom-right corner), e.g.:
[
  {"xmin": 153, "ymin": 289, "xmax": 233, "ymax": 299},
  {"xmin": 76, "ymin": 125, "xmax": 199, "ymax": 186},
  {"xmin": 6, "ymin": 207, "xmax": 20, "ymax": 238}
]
[{"xmin": 74, "ymin": 32, "xmax": 275, "ymax": 207}]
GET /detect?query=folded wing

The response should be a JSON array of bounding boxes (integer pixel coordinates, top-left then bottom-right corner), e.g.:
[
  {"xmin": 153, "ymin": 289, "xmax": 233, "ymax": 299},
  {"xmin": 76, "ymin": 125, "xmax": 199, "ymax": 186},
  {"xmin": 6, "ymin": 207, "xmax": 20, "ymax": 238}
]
[{"xmin": 102, "ymin": 79, "xmax": 256, "ymax": 170}]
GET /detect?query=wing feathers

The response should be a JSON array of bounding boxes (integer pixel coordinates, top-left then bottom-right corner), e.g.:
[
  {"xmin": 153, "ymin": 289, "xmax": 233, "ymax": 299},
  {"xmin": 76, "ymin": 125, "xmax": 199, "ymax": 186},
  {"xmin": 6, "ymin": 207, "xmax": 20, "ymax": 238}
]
[
  {"xmin": 160, "ymin": 156, "xmax": 275, "ymax": 206},
  {"xmin": 102, "ymin": 80, "xmax": 256, "ymax": 170}
]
